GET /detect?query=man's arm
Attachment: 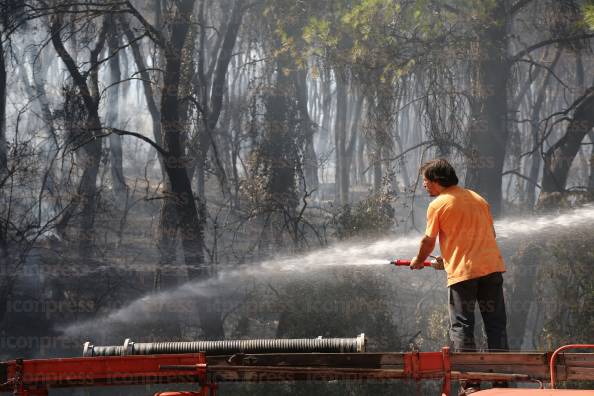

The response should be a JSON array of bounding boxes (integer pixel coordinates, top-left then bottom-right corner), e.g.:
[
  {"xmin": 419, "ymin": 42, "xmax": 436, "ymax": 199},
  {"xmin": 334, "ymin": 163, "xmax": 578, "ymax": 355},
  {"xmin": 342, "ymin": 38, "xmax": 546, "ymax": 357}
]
[{"xmin": 410, "ymin": 235, "xmax": 436, "ymax": 270}]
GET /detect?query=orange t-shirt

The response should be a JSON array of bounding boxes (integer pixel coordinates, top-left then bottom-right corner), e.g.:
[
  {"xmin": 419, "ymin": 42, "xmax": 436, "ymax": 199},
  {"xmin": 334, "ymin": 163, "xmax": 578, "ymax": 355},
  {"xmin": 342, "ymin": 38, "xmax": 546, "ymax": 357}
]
[{"xmin": 425, "ymin": 185, "xmax": 506, "ymax": 286}]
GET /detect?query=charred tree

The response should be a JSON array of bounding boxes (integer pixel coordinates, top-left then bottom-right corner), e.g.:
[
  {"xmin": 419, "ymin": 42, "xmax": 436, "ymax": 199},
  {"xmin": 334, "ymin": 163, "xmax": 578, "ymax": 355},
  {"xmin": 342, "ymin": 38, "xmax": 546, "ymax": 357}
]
[
  {"xmin": 0, "ymin": 37, "xmax": 5, "ymax": 178},
  {"xmin": 192, "ymin": 0, "xmax": 244, "ymax": 200},
  {"xmin": 156, "ymin": 0, "xmax": 205, "ymax": 279},
  {"xmin": 254, "ymin": 58, "xmax": 302, "ymax": 245},
  {"xmin": 464, "ymin": 2, "xmax": 510, "ymax": 218},
  {"xmin": 128, "ymin": 0, "xmax": 227, "ymax": 338},
  {"xmin": 525, "ymin": 50, "xmax": 562, "ymax": 209},
  {"xmin": 50, "ymin": 14, "xmax": 106, "ymax": 258},
  {"xmin": 334, "ymin": 71, "xmax": 348, "ymax": 205},
  {"xmin": 589, "ymin": 131, "xmax": 594, "ymax": 192},
  {"xmin": 120, "ymin": 17, "xmax": 178, "ymax": 289},
  {"xmin": 105, "ymin": 15, "xmax": 126, "ymax": 199},
  {"xmin": 294, "ymin": 68, "xmax": 319, "ymax": 195},
  {"xmin": 540, "ymin": 87, "xmax": 594, "ymax": 197}
]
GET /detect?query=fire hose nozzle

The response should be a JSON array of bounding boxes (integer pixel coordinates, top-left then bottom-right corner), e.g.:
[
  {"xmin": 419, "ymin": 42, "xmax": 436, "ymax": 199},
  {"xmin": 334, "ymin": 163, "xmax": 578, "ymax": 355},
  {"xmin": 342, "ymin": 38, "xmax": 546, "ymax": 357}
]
[
  {"xmin": 390, "ymin": 258, "xmax": 444, "ymax": 270},
  {"xmin": 391, "ymin": 259, "xmax": 433, "ymax": 267}
]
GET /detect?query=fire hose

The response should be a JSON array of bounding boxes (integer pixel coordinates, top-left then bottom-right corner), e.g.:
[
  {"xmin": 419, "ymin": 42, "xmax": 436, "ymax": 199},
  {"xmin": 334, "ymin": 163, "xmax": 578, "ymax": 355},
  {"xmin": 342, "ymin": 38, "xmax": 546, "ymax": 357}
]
[{"xmin": 83, "ymin": 334, "xmax": 366, "ymax": 357}]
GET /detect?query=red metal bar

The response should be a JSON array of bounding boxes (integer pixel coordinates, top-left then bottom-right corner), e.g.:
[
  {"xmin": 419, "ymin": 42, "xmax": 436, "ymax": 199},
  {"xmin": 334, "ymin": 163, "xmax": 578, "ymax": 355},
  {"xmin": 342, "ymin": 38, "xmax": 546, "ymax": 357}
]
[
  {"xmin": 549, "ymin": 344, "xmax": 594, "ymax": 389},
  {"xmin": 1, "ymin": 354, "xmax": 207, "ymax": 396},
  {"xmin": 403, "ymin": 351, "xmax": 451, "ymax": 381},
  {"xmin": 2, "ymin": 345, "xmax": 594, "ymax": 395},
  {"xmin": 441, "ymin": 347, "xmax": 452, "ymax": 396}
]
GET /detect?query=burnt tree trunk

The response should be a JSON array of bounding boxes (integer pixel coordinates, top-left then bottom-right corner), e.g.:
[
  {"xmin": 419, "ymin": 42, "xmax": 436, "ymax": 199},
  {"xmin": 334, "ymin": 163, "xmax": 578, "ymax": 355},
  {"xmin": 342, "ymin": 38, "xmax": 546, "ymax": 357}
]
[
  {"xmin": 29, "ymin": 46, "xmax": 59, "ymax": 200},
  {"xmin": 357, "ymin": 129, "xmax": 367, "ymax": 185},
  {"xmin": 51, "ymin": 15, "xmax": 105, "ymax": 258},
  {"xmin": 294, "ymin": 68, "xmax": 319, "ymax": 194},
  {"xmin": 155, "ymin": 0, "xmax": 224, "ymax": 338},
  {"xmin": 0, "ymin": 38, "xmax": 6, "ymax": 177},
  {"xmin": 465, "ymin": 2, "xmax": 509, "ymax": 217},
  {"xmin": 540, "ymin": 88, "xmax": 594, "ymax": 196},
  {"xmin": 122, "ymin": 17, "xmax": 180, "ymax": 290},
  {"xmin": 0, "ymin": 29, "xmax": 6, "ymax": 324},
  {"xmin": 345, "ymin": 92, "xmax": 363, "ymax": 190},
  {"xmin": 106, "ymin": 15, "xmax": 126, "ymax": 198},
  {"xmin": 589, "ymin": 131, "xmax": 594, "ymax": 192},
  {"xmin": 319, "ymin": 69, "xmax": 333, "ymax": 160},
  {"xmin": 526, "ymin": 50, "xmax": 561, "ymax": 208},
  {"xmin": 194, "ymin": 0, "xmax": 244, "ymax": 199},
  {"xmin": 159, "ymin": 0, "xmax": 203, "ymax": 279},
  {"xmin": 334, "ymin": 72, "xmax": 348, "ymax": 205}
]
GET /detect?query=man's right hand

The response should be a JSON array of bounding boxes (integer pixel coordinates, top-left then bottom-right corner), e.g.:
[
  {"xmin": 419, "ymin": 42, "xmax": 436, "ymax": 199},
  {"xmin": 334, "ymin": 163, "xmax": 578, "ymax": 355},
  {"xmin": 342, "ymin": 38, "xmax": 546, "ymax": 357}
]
[{"xmin": 410, "ymin": 257, "xmax": 425, "ymax": 270}]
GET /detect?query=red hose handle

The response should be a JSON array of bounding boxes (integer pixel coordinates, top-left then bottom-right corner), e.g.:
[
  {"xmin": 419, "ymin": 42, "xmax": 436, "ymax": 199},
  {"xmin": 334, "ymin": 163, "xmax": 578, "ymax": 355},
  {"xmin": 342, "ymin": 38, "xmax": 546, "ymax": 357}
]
[{"xmin": 391, "ymin": 259, "xmax": 433, "ymax": 267}]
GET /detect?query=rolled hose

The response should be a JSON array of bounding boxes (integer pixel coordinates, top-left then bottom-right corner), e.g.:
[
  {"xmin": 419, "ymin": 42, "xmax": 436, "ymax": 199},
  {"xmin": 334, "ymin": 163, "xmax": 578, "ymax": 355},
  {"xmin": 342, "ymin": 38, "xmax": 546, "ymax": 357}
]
[{"xmin": 83, "ymin": 334, "xmax": 366, "ymax": 356}]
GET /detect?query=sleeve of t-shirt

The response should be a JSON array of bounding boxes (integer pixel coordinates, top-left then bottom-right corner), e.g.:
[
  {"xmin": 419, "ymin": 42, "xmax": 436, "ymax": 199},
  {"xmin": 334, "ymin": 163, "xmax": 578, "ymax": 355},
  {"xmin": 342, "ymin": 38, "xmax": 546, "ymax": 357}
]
[{"xmin": 425, "ymin": 204, "xmax": 440, "ymax": 238}]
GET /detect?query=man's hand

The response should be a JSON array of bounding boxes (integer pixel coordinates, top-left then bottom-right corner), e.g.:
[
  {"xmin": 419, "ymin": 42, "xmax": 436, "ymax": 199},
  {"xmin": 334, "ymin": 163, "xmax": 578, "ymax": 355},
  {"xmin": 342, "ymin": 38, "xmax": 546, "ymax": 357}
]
[
  {"xmin": 410, "ymin": 256, "xmax": 425, "ymax": 270},
  {"xmin": 432, "ymin": 256, "xmax": 445, "ymax": 270}
]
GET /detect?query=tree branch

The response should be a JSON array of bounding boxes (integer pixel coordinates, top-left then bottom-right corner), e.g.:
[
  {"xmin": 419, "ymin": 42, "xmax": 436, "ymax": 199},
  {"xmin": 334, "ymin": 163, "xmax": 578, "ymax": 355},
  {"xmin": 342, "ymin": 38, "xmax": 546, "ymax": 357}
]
[
  {"xmin": 502, "ymin": 170, "xmax": 541, "ymax": 189},
  {"xmin": 87, "ymin": 30, "xmax": 149, "ymax": 77},
  {"xmin": 124, "ymin": 0, "xmax": 166, "ymax": 47},
  {"xmin": 49, "ymin": 14, "xmax": 94, "ymax": 110},
  {"xmin": 516, "ymin": 58, "xmax": 568, "ymax": 90},
  {"xmin": 511, "ymin": 33, "xmax": 594, "ymax": 63},
  {"xmin": 99, "ymin": 127, "xmax": 170, "ymax": 156},
  {"xmin": 508, "ymin": 0, "xmax": 534, "ymax": 16}
]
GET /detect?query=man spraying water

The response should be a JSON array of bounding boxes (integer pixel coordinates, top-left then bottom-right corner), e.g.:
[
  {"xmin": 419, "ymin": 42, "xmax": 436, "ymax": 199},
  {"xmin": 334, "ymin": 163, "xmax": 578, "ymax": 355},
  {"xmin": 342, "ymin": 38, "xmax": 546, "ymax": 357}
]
[{"xmin": 410, "ymin": 159, "xmax": 509, "ymax": 395}]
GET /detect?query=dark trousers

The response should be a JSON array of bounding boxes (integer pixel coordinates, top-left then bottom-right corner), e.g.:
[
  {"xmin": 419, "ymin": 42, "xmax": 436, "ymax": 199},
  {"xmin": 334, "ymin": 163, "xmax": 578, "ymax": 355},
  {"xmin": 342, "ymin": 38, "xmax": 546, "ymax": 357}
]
[{"xmin": 448, "ymin": 272, "xmax": 509, "ymax": 352}]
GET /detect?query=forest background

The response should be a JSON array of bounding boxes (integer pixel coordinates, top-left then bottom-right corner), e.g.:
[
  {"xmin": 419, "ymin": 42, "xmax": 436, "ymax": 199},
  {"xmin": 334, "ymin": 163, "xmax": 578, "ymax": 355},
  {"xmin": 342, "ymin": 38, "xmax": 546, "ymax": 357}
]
[{"xmin": 1, "ymin": 0, "xmax": 594, "ymax": 394}]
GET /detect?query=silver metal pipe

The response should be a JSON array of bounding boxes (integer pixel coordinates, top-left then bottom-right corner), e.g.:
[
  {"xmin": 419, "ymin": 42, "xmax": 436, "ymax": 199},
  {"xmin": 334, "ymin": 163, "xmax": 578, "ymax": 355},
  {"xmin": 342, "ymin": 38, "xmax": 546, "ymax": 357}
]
[{"xmin": 83, "ymin": 334, "xmax": 366, "ymax": 356}]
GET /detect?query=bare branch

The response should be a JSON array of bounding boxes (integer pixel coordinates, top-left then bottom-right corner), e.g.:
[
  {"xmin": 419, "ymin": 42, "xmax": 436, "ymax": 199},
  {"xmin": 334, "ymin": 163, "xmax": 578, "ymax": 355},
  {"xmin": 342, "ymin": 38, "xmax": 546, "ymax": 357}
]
[
  {"xmin": 502, "ymin": 170, "xmax": 542, "ymax": 189},
  {"xmin": 101, "ymin": 127, "xmax": 170, "ymax": 157},
  {"xmin": 508, "ymin": 0, "xmax": 534, "ymax": 16},
  {"xmin": 511, "ymin": 33, "xmax": 594, "ymax": 63},
  {"xmin": 123, "ymin": 0, "xmax": 166, "ymax": 47},
  {"xmin": 515, "ymin": 58, "xmax": 568, "ymax": 90}
]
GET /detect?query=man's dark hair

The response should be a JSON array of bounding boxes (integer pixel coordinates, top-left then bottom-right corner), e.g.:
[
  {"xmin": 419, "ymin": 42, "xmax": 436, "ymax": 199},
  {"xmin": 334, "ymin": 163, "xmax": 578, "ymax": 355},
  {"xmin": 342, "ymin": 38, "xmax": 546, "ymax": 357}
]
[{"xmin": 420, "ymin": 159, "xmax": 459, "ymax": 187}]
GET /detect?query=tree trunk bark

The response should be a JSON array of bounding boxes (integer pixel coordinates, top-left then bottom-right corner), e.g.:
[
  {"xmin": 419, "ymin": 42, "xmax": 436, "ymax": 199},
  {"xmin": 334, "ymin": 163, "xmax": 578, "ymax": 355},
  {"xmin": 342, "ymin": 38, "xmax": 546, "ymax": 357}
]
[
  {"xmin": 334, "ymin": 72, "xmax": 348, "ymax": 205},
  {"xmin": 160, "ymin": 0, "xmax": 203, "ymax": 278},
  {"xmin": 106, "ymin": 16, "xmax": 126, "ymax": 199},
  {"xmin": 319, "ymin": 69, "xmax": 332, "ymax": 170},
  {"xmin": 192, "ymin": 0, "xmax": 243, "ymax": 199},
  {"xmin": 357, "ymin": 129, "xmax": 366, "ymax": 185},
  {"xmin": 0, "ymin": 37, "xmax": 6, "ymax": 178},
  {"xmin": 294, "ymin": 68, "xmax": 319, "ymax": 194},
  {"xmin": 345, "ymin": 93, "xmax": 363, "ymax": 192},
  {"xmin": 526, "ymin": 50, "xmax": 561, "ymax": 208},
  {"xmin": 540, "ymin": 88, "xmax": 594, "ymax": 195},
  {"xmin": 30, "ymin": 48, "xmax": 59, "ymax": 199},
  {"xmin": 588, "ymin": 131, "xmax": 594, "ymax": 193},
  {"xmin": 77, "ymin": 117, "xmax": 102, "ymax": 257},
  {"xmin": 50, "ymin": 14, "xmax": 104, "ymax": 258},
  {"xmin": 373, "ymin": 142, "xmax": 382, "ymax": 193},
  {"xmin": 158, "ymin": 0, "xmax": 224, "ymax": 339},
  {"xmin": 0, "ymin": 33, "xmax": 7, "ymax": 314},
  {"xmin": 122, "ymin": 17, "xmax": 180, "ymax": 289},
  {"xmin": 465, "ymin": 3, "xmax": 509, "ymax": 217},
  {"xmin": 122, "ymin": 18, "xmax": 164, "ymax": 174}
]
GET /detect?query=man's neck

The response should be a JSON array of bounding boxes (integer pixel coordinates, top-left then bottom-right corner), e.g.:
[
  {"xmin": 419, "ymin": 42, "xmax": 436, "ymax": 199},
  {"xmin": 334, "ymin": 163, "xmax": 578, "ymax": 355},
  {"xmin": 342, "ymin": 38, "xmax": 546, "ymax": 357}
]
[{"xmin": 435, "ymin": 184, "xmax": 456, "ymax": 196}]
